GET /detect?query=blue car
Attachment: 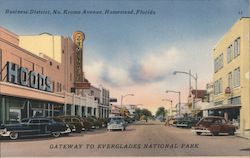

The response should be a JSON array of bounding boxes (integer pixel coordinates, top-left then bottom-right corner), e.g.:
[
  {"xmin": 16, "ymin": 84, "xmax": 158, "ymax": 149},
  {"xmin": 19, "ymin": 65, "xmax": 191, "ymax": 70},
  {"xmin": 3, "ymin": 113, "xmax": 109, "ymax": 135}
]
[{"xmin": 107, "ymin": 116, "xmax": 127, "ymax": 131}]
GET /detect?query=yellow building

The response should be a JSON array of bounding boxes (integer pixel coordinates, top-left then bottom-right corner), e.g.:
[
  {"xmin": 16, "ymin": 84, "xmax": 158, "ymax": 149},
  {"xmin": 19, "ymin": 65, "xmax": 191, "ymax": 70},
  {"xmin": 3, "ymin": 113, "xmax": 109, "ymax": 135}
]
[
  {"xmin": 212, "ymin": 17, "xmax": 250, "ymax": 132},
  {"xmin": 19, "ymin": 33, "xmax": 63, "ymax": 63}
]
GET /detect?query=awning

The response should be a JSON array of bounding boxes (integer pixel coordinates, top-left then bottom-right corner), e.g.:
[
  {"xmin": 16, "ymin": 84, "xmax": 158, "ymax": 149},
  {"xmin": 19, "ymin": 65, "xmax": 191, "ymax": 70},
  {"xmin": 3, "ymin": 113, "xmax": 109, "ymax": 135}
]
[{"xmin": 201, "ymin": 104, "xmax": 241, "ymax": 110}]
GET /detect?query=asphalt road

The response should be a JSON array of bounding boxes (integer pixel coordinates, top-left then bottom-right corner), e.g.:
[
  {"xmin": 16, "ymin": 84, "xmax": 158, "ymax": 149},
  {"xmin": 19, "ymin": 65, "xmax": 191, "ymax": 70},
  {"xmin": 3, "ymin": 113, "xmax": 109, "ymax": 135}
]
[{"xmin": 1, "ymin": 120, "xmax": 250, "ymax": 157}]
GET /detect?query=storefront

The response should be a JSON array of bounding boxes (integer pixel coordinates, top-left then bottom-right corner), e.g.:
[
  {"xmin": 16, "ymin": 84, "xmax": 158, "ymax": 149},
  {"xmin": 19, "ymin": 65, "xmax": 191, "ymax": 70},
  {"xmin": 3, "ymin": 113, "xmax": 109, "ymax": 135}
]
[
  {"xmin": 203, "ymin": 104, "xmax": 241, "ymax": 128},
  {"xmin": 0, "ymin": 95, "xmax": 64, "ymax": 123}
]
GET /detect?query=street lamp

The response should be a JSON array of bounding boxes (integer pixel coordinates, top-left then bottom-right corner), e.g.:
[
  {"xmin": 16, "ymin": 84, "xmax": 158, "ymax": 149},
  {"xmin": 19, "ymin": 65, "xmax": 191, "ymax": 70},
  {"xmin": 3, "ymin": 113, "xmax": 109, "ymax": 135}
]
[
  {"xmin": 121, "ymin": 93, "xmax": 134, "ymax": 108},
  {"xmin": 162, "ymin": 99, "xmax": 173, "ymax": 117},
  {"xmin": 173, "ymin": 70, "xmax": 198, "ymax": 110},
  {"xmin": 166, "ymin": 90, "xmax": 181, "ymax": 116}
]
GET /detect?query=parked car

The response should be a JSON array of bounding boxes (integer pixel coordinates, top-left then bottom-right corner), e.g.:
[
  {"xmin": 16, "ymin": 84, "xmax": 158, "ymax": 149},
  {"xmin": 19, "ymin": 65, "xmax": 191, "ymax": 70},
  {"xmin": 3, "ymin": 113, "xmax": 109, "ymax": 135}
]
[
  {"xmin": 176, "ymin": 117, "xmax": 199, "ymax": 128},
  {"xmin": 124, "ymin": 117, "xmax": 135, "ymax": 124},
  {"xmin": 0, "ymin": 117, "xmax": 71, "ymax": 140},
  {"xmin": 191, "ymin": 116, "xmax": 236, "ymax": 136},
  {"xmin": 86, "ymin": 116, "xmax": 103, "ymax": 129},
  {"xmin": 55, "ymin": 116, "xmax": 84, "ymax": 133},
  {"xmin": 98, "ymin": 118, "xmax": 108, "ymax": 127},
  {"xmin": 80, "ymin": 117, "xmax": 94, "ymax": 130},
  {"xmin": 107, "ymin": 116, "xmax": 127, "ymax": 131}
]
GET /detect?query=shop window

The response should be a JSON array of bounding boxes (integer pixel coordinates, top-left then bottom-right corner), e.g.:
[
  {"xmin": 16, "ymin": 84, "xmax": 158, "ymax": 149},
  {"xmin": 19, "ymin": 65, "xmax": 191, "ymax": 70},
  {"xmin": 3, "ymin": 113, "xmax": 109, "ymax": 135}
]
[
  {"xmin": 87, "ymin": 107, "xmax": 92, "ymax": 115},
  {"xmin": 66, "ymin": 104, "xmax": 71, "ymax": 115}
]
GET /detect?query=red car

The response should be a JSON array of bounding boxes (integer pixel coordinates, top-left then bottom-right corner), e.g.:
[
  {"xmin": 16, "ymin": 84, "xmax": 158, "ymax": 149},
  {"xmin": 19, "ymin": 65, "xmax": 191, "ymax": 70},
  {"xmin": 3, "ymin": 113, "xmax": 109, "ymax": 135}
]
[{"xmin": 191, "ymin": 116, "xmax": 236, "ymax": 136}]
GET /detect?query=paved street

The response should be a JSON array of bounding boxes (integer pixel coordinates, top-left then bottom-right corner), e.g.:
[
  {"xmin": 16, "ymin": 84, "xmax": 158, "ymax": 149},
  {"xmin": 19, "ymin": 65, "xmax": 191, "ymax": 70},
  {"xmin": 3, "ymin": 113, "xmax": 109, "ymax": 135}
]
[{"xmin": 1, "ymin": 120, "xmax": 249, "ymax": 157}]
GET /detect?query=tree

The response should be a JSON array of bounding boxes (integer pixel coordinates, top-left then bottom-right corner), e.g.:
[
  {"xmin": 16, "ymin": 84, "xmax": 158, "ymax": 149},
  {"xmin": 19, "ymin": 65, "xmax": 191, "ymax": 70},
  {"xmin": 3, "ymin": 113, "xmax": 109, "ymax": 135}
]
[
  {"xmin": 134, "ymin": 108, "xmax": 152, "ymax": 120},
  {"xmin": 155, "ymin": 107, "xmax": 167, "ymax": 118}
]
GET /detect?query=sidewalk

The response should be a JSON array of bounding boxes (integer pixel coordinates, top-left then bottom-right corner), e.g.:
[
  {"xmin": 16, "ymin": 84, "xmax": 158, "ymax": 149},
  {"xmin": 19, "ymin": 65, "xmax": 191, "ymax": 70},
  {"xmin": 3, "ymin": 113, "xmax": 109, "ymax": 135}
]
[{"xmin": 235, "ymin": 130, "xmax": 250, "ymax": 139}]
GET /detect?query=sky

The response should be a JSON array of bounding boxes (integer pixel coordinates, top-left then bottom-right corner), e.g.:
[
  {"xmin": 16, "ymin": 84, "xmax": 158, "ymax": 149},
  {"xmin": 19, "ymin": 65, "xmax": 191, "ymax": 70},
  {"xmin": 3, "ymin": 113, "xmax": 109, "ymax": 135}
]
[{"xmin": 0, "ymin": 0, "xmax": 248, "ymax": 114}]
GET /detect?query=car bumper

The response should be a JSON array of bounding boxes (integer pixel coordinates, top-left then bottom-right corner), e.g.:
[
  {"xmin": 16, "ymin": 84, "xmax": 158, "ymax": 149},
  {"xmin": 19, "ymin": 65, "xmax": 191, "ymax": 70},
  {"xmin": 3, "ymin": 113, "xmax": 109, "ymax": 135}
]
[
  {"xmin": 0, "ymin": 131, "xmax": 11, "ymax": 137},
  {"xmin": 61, "ymin": 128, "xmax": 71, "ymax": 134},
  {"xmin": 176, "ymin": 124, "xmax": 188, "ymax": 127},
  {"xmin": 107, "ymin": 124, "xmax": 124, "ymax": 130},
  {"xmin": 191, "ymin": 129, "xmax": 211, "ymax": 133}
]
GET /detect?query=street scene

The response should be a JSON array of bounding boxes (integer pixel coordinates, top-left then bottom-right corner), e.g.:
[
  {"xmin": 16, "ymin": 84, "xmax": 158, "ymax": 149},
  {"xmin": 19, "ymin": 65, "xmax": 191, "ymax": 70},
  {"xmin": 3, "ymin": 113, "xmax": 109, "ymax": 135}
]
[
  {"xmin": 0, "ymin": 0, "xmax": 250, "ymax": 157},
  {"xmin": 1, "ymin": 120, "xmax": 250, "ymax": 157}
]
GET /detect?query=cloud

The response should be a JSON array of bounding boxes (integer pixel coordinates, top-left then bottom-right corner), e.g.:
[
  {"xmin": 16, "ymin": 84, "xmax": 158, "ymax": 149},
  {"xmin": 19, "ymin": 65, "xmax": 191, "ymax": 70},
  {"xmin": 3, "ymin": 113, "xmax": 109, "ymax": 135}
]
[
  {"xmin": 85, "ymin": 47, "xmax": 183, "ymax": 87},
  {"xmin": 101, "ymin": 65, "xmax": 133, "ymax": 87},
  {"xmin": 85, "ymin": 60, "xmax": 133, "ymax": 87},
  {"xmin": 130, "ymin": 47, "xmax": 183, "ymax": 83}
]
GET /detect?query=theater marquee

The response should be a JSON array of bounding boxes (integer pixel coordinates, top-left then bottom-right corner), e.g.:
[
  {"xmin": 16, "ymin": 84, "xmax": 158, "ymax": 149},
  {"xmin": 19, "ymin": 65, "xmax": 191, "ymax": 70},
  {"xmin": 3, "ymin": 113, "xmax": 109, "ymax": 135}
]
[{"xmin": 73, "ymin": 31, "xmax": 85, "ymax": 83}]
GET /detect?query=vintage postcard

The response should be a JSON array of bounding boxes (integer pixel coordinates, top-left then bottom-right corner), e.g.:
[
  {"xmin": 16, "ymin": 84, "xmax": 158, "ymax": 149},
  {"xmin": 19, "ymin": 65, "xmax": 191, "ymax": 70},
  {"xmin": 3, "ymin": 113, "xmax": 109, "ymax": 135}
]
[{"xmin": 0, "ymin": 0, "xmax": 249, "ymax": 158}]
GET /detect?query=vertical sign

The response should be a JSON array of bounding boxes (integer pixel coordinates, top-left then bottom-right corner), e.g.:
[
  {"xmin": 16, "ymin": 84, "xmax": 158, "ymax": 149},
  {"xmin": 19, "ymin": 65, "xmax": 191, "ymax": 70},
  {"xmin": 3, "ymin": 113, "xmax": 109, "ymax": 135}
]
[{"xmin": 73, "ymin": 31, "xmax": 85, "ymax": 83}]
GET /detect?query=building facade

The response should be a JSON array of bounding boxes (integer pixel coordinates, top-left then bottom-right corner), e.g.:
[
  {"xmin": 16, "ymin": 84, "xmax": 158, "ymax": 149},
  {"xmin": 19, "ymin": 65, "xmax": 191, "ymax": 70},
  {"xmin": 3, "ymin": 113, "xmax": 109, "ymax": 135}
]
[
  {"xmin": 99, "ymin": 86, "xmax": 110, "ymax": 118},
  {"xmin": 212, "ymin": 17, "xmax": 250, "ymax": 132},
  {"xmin": 0, "ymin": 27, "xmax": 99, "ymax": 124}
]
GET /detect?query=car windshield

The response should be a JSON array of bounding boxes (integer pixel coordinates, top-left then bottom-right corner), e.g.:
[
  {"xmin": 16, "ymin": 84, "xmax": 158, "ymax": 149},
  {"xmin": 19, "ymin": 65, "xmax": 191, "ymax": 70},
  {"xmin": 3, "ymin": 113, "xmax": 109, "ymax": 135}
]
[
  {"xmin": 198, "ymin": 118, "xmax": 215, "ymax": 125},
  {"xmin": 108, "ymin": 117, "xmax": 123, "ymax": 123}
]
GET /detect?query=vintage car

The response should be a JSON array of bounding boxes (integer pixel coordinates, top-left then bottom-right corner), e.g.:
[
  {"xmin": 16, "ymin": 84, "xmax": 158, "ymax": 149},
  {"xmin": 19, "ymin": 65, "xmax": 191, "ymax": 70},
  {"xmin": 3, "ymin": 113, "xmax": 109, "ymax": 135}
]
[
  {"xmin": 86, "ymin": 116, "xmax": 103, "ymax": 129},
  {"xmin": 55, "ymin": 116, "xmax": 84, "ymax": 133},
  {"xmin": 107, "ymin": 116, "xmax": 127, "ymax": 131},
  {"xmin": 0, "ymin": 117, "xmax": 71, "ymax": 140},
  {"xmin": 81, "ymin": 117, "xmax": 95, "ymax": 130},
  {"xmin": 176, "ymin": 117, "xmax": 199, "ymax": 128},
  {"xmin": 191, "ymin": 116, "xmax": 236, "ymax": 136},
  {"xmin": 98, "ymin": 118, "xmax": 108, "ymax": 127}
]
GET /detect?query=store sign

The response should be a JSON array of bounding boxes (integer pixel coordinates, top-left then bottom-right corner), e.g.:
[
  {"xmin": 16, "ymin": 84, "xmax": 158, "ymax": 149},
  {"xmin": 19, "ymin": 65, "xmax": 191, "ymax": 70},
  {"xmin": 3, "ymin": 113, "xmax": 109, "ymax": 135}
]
[
  {"xmin": 6, "ymin": 61, "xmax": 52, "ymax": 92},
  {"xmin": 73, "ymin": 31, "xmax": 85, "ymax": 82}
]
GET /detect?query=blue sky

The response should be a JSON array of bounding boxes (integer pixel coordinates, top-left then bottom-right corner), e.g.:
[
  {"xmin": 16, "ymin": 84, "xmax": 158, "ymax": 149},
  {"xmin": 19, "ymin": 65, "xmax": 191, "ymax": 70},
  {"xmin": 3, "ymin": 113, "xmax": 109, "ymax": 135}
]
[{"xmin": 0, "ymin": 0, "xmax": 248, "ymax": 113}]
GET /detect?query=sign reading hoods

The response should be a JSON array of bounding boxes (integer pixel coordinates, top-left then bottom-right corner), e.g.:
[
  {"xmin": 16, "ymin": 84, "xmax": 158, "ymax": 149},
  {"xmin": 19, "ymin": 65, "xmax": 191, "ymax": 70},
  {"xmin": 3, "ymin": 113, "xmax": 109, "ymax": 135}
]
[
  {"xmin": 6, "ymin": 61, "xmax": 52, "ymax": 92},
  {"xmin": 73, "ymin": 31, "xmax": 85, "ymax": 83}
]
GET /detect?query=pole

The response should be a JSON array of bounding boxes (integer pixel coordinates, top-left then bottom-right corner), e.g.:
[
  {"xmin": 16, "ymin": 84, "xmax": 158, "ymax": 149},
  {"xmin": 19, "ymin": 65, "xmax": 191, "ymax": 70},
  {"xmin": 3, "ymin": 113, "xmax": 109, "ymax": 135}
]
[
  {"xmin": 178, "ymin": 92, "xmax": 181, "ymax": 116},
  {"xmin": 195, "ymin": 73, "xmax": 198, "ymax": 117},
  {"xmin": 121, "ymin": 95, "xmax": 123, "ymax": 108},
  {"xmin": 189, "ymin": 70, "xmax": 191, "ymax": 95},
  {"xmin": 171, "ymin": 101, "xmax": 173, "ymax": 117}
]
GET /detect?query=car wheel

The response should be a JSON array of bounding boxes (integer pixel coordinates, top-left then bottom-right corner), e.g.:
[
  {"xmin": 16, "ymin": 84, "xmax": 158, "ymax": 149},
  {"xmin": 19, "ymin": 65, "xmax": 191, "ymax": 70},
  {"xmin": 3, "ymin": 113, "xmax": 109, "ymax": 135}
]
[
  {"xmin": 229, "ymin": 130, "xmax": 235, "ymax": 135},
  {"xmin": 76, "ymin": 128, "xmax": 82, "ymax": 133},
  {"xmin": 52, "ymin": 132, "xmax": 60, "ymax": 138},
  {"xmin": 196, "ymin": 132, "xmax": 201, "ymax": 135},
  {"xmin": 9, "ymin": 131, "xmax": 19, "ymax": 140}
]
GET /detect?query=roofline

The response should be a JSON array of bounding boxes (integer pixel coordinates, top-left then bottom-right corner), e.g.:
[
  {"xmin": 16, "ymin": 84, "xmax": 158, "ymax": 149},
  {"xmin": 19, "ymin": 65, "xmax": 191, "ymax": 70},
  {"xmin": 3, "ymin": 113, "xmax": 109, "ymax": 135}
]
[{"xmin": 213, "ymin": 17, "xmax": 249, "ymax": 51}]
